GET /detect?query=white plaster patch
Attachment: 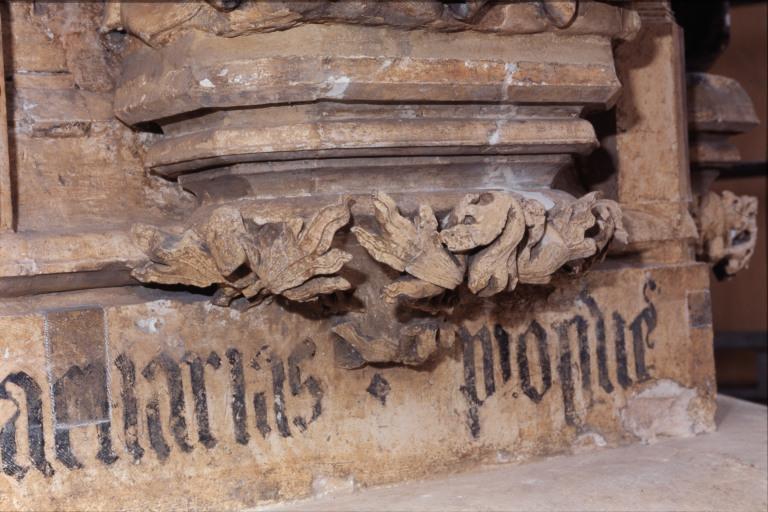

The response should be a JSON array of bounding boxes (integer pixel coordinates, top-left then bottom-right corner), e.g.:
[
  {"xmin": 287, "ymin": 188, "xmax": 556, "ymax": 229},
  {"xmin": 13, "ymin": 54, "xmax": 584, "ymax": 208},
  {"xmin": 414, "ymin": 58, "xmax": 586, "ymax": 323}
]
[
  {"xmin": 21, "ymin": 99, "xmax": 38, "ymax": 112},
  {"xmin": 135, "ymin": 317, "xmax": 163, "ymax": 334},
  {"xmin": 198, "ymin": 78, "xmax": 215, "ymax": 88},
  {"xmin": 502, "ymin": 62, "xmax": 519, "ymax": 101},
  {"xmin": 517, "ymin": 190, "xmax": 556, "ymax": 209},
  {"xmin": 143, "ymin": 299, "xmax": 177, "ymax": 319},
  {"xmin": 572, "ymin": 431, "xmax": 608, "ymax": 454},
  {"xmin": 217, "ymin": 68, "xmax": 229, "ymax": 77},
  {"xmin": 311, "ymin": 475, "xmax": 357, "ymax": 498},
  {"xmin": 488, "ymin": 121, "xmax": 503, "ymax": 145},
  {"xmin": 325, "ymin": 75, "xmax": 350, "ymax": 98},
  {"xmin": 621, "ymin": 379, "xmax": 714, "ymax": 444},
  {"xmin": 15, "ymin": 259, "xmax": 39, "ymax": 275},
  {"xmin": 495, "ymin": 450, "xmax": 512, "ymax": 463}
]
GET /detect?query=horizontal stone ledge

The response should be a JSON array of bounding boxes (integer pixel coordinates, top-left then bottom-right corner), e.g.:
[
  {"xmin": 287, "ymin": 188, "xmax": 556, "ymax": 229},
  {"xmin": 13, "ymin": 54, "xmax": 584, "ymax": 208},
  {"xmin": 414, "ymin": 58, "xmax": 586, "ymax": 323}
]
[
  {"xmin": 687, "ymin": 73, "xmax": 759, "ymax": 133},
  {"xmin": 115, "ymin": 25, "xmax": 621, "ymax": 125},
  {"xmin": 177, "ymin": 154, "xmax": 572, "ymax": 203},
  {"xmin": 146, "ymin": 116, "xmax": 597, "ymax": 177},
  {"xmin": 0, "ymin": 230, "xmax": 143, "ymax": 279},
  {"xmin": 0, "ymin": 199, "xmax": 701, "ymax": 299}
]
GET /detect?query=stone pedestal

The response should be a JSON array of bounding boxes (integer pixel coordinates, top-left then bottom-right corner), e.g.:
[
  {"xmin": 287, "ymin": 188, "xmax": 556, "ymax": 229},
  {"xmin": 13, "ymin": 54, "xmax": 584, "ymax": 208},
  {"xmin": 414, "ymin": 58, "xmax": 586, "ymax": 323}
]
[{"xmin": 0, "ymin": 2, "xmax": 746, "ymax": 510}]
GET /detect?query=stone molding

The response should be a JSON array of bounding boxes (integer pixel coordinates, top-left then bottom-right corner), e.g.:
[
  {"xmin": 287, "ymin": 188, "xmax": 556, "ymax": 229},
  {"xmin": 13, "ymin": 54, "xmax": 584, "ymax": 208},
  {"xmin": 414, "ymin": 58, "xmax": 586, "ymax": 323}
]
[{"xmin": 102, "ymin": 1, "xmax": 639, "ymax": 48}]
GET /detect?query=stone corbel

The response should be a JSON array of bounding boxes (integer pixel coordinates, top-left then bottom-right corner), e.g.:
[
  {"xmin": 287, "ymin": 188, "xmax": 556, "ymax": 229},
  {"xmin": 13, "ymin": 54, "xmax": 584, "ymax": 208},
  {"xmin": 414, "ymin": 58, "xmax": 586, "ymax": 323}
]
[
  {"xmin": 694, "ymin": 190, "xmax": 758, "ymax": 279},
  {"xmin": 351, "ymin": 191, "xmax": 626, "ymax": 301},
  {"xmin": 130, "ymin": 191, "xmax": 625, "ymax": 369},
  {"xmin": 332, "ymin": 190, "xmax": 626, "ymax": 368},
  {"xmin": 131, "ymin": 199, "xmax": 353, "ymax": 307}
]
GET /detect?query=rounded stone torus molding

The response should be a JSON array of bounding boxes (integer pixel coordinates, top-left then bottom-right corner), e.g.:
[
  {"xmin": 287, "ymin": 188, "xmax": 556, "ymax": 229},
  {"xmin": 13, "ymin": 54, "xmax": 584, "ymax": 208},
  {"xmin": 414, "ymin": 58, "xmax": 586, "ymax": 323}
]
[
  {"xmin": 144, "ymin": 105, "xmax": 598, "ymax": 177},
  {"xmin": 130, "ymin": 189, "xmax": 626, "ymax": 367}
]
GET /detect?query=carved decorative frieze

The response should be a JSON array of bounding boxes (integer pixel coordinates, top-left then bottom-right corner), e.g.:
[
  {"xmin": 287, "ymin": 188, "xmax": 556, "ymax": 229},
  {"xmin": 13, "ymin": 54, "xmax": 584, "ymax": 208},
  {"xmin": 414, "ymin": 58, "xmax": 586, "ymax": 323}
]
[
  {"xmin": 331, "ymin": 190, "xmax": 626, "ymax": 368},
  {"xmin": 103, "ymin": 1, "xmax": 639, "ymax": 47},
  {"xmin": 694, "ymin": 191, "xmax": 758, "ymax": 279},
  {"xmin": 129, "ymin": 190, "xmax": 625, "ymax": 369},
  {"xmin": 352, "ymin": 191, "xmax": 626, "ymax": 302},
  {"xmin": 131, "ymin": 200, "xmax": 353, "ymax": 307}
]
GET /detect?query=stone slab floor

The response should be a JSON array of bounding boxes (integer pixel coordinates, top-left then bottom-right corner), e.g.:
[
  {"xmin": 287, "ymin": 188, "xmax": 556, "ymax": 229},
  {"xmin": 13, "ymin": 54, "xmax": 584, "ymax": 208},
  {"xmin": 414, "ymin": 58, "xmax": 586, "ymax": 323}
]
[{"xmin": 260, "ymin": 396, "xmax": 767, "ymax": 512}]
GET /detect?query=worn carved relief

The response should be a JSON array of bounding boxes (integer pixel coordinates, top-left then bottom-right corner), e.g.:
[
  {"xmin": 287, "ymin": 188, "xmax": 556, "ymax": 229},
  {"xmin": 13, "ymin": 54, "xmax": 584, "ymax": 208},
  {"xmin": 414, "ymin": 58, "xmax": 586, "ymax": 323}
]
[
  {"xmin": 694, "ymin": 191, "xmax": 758, "ymax": 279},
  {"xmin": 131, "ymin": 200, "xmax": 353, "ymax": 307},
  {"xmin": 102, "ymin": 0, "xmax": 638, "ymax": 46},
  {"xmin": 0, "ymin": 1, "xmax": 732, "ymax": 509},
  {"xmin": 353, "ymin": 191, "xmax": 626, "ymax": 302},
  {"xmin": 330, "ymin": 190, "xmax": 626, "ymax": 368}
]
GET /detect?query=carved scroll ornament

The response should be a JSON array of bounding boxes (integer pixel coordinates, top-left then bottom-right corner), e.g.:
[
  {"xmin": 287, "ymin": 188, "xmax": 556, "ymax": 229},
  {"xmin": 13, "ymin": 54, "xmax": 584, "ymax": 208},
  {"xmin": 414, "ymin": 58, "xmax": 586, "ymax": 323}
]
[
  {"xmin": 131, "ymin": 200, "xmax": 353, "ymax": 307},
  {"xmin": 352, "ymin": 191, "xmax": 627, "ymax": 302},
  {"xmin": 695, "ymin": 190, "xmax": 758, "ymax": 279}
]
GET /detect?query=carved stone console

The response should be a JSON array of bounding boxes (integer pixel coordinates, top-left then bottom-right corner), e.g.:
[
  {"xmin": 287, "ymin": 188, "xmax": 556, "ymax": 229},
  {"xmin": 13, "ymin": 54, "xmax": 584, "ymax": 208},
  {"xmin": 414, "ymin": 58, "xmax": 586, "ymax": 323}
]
[
  {"xmin": 0, "ymin": 2, "xmax": 742, "ymax": 510},
  {"xmin": 687, "ymin": 73, "xmax": 759, "ymax": 278}
]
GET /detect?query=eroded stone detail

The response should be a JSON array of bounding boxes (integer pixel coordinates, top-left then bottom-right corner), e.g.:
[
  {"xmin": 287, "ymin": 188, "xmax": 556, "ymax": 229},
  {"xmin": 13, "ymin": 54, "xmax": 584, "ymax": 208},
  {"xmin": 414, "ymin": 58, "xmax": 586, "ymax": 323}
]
[
  {"xmin": 330, "ymin": 190, "xmax": 626, "ymax": 369},
  {"xmin": 353, "ymin": 191, "xmax": 626, "ymax": 302},
  {"xmin": 103, "ymin": 1, "xmax": 639, "ymax": 47},
  {"xmin": 694, "ymin": 190, "xmax": 758, "ymax": 279},
  {"xmin": 131, "ymin": 200, "xmax": 353, "ymax": 307}
]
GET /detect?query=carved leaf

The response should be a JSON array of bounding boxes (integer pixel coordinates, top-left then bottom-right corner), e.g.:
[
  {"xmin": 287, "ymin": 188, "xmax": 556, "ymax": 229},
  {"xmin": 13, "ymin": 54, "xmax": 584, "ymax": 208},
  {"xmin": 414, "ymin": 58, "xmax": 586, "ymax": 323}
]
[
  {"xmin": 243, "ymin": 217, "xmax": 352, "ymax": 297},
  {"xmin": 466, "ymin": 197, "xmax": 526, "ymax": 296},
  {"xmin": 332, "ymin": 322, "xmax": 401, "ymax": 366},
  {"xmin": 352, "ymin": 192, "xmax": 464, "ymax": 290},
  {"xmin": 440, "ymin": 192, "xmax": 514, "ymax": 251},
  {"xmin": 332, "ymin": 319, "xmax": 439, "ymax": 368},
  {"xmin": 131, "ymin": 200, "xmax": 353, "ymax": 305},
  {"xmin": 550, "ymin": 192, "xmax": 601, "ymax": 260},
  {"xmin": 517, "ymin": 193, "xmax": 625, "ymax": 283},
  {"xmin": 282, "ymin": 276, "xmax": 352, "ymax": 302},
  {"xmin": 200, "ymin": 206, "xmax": 248, "ymax": 276},
  {"xmin": 131, "ymin": 225, "xmax": 223, "ymax": 288}
]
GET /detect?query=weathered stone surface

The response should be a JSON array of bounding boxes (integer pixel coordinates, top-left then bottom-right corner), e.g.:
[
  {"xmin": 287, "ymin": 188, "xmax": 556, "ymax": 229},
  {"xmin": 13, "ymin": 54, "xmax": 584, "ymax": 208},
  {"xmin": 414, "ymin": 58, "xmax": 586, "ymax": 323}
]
[
  {"xmin": 264, "ymin": 395, "xmax": 766, "ymax": 512},
  {"xmin": 114, "ymin": 21, "xmax": 626, "ymax": 126},
  {"xmin": 0, "ymin": 1, "xmax": 747, "ymax": 510},
  {"xmin": 0, "ymin": 263, "xmax": 715, "ymax": 510},
  {"xmin": 105, "ymin": 1, "xmax": 639, "ymax": 48},
  {"xmin": 694, "ymin": 190, "xmax": 758, "ymax": 279}
]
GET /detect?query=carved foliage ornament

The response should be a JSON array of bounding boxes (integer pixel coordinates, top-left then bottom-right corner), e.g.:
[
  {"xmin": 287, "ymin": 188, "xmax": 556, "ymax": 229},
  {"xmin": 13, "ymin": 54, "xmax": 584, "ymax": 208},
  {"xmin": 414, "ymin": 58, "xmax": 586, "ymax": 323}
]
[
  {"xmin": 131, "ymin": 200, "xmax": 353, "ymax": 307},
  {"xmin": 131, "ymin": 191, "xmax": 626, "ymax": 310},
  {"xmin": 695, "ymin": 190, "xmax": 758, "ymax": 279},
  {"xmin": 352, "ymin": 191, "xmax": 627, "ymax": 302},
  {"xmin": 100, "ymin": 0, "xmax": 640, "ymax": 48},
  {"xmin": 326, "ymin": 190, "xmax": 625, "ymax": 369}
]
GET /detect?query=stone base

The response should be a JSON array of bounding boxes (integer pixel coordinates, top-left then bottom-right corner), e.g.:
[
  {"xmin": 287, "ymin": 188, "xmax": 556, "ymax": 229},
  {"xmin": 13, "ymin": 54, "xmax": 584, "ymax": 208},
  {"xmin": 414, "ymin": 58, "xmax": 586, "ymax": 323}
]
[
  {"xmin": 0, "ymin": 263, "xmax": 715, "ymax": 510},
  {"xmin": 266, "ymin": 396, "xmax": 766, "ymax": 512}
]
